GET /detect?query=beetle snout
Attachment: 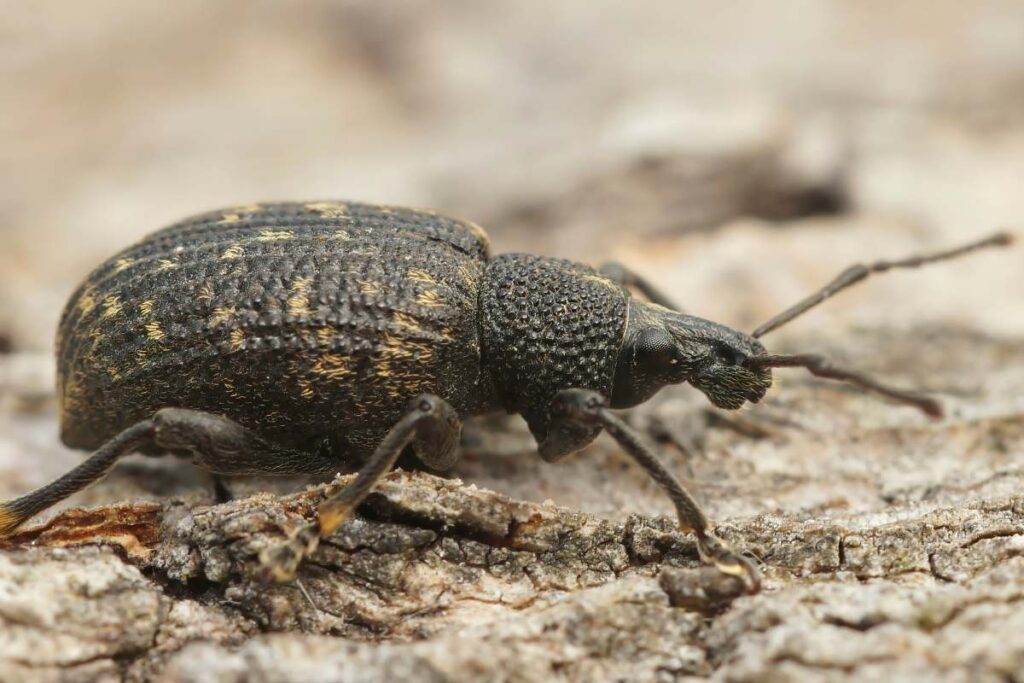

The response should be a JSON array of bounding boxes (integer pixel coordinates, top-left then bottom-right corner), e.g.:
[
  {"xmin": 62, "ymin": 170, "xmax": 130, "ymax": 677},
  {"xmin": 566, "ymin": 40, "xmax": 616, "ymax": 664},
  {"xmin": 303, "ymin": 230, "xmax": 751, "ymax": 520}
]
[
  {"xmin": 691, "ymin": 362, "xmax": 772, "ymax": 410},
  {"xmin": 745, "ymin": 376, "xmax": 770, "ymax": 404}
]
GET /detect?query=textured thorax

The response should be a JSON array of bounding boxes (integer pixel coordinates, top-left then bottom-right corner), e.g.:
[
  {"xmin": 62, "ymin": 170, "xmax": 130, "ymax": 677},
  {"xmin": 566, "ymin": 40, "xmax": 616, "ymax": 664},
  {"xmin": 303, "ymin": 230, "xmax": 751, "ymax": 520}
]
[
  {"xmin": 479, "ymin": 254, "xmax": 627, "ymax": 437},
  {"xmin": 58, "ymin": 202, "xmax": 492, "ymax": 454}
]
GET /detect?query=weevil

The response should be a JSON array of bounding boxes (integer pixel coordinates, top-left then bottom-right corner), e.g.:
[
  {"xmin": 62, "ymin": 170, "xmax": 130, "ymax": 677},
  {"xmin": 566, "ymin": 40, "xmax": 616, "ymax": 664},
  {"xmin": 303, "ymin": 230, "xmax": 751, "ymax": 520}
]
[{"xmin": 0, "ymin": 201, "xmax": 1012, "ymax": 591}]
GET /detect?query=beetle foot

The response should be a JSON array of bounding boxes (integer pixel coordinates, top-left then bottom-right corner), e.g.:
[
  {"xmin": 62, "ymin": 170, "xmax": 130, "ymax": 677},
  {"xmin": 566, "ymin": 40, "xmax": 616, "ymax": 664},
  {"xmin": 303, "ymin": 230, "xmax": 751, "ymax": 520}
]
[
  {"xmin": 695, "ymin": 530, "xmax": 762, "ymax": 594},
  {"xmin": 258, "ymin": 521, "xmax": 320, "ymax": 583}
]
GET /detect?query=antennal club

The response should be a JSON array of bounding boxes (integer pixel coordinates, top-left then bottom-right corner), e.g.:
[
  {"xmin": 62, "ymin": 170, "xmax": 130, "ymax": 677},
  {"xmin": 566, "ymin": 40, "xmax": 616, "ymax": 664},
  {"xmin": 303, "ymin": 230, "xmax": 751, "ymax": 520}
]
[{"xmin": 752, "ymin": 231, "xmax": 1014, "ymax": 339}]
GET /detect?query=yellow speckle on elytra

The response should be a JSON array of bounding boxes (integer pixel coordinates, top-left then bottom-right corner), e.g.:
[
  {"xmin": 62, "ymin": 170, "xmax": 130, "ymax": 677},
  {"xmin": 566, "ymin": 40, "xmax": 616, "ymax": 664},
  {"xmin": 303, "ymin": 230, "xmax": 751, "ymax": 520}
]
[
  {"xmin": 306, "ymin": 202, "xmax": 350, "ymax": 218},
  {"xmin": 357, "ymin": 280, "xmax": 380, "ymax": 295},
  {"xmin": 310, "ymin": 353, "xmax": 353, "ymax": 381},
  {"xmin": 316, "ymin": 328, "xmax": 334, "ymax": 347},
  {"xmin": 140, "ymin": 300, "xmax": 155, "ymax": 318},
  {"xmin": 217, "ymin": 204, "xmax": 261, "ymax": 224},
  {"xmin": 86, "ymin": 328, "xmax": 104, "ymax": 351},
  {"xmin": 102, "ymin": 296, "xmax": 122, "ymax": 319},
  {"xmin": 78, "ymin": 286, "xmax": 98, "ymax": 315},
  {"xmin": 349, "ymin": 245, "xmax": 380, "ymax": 258},
  {"xmin": 209, "ymin": 306, "xmax": 235, "ymax": 327},
  {"xmin": 113, "ymin": 258, "xmax": 135, "ymax": 274},
  {"xmin": 416, "ymin": 289, "xmax": 443, "ymax": 307},
  {"xmin": 220, "ymin": 244, "xmax": 244, "ymax": 260},
  {"xmin": 287, "ymin": 276, "xmax": 313, "ymax": 316},
  {"xmin": 156, "ymin": 259, "xmax": 178, "ymax": 272},
  {"xmin": 407, "ymin": 269, "xmax": 436, "ymax": 285},
  {"xmin": 145, "ymin": 321, "xmax": 164, "ymax": 341},
  {"xmin": 257, "ymin": 229, "xmax": 294, "ymax": 242},
  {"xmin": 223, "ymin": 380, "xmax": 242, "ymax": 399},
  {"xmin": 391, "ymin": 311, "xmax": 420, "ymax": 331},
  {"xmin": 456, "ymin": 264, "xmax": 475, "ymax": 287},
  {"xmin": 229, "ymin": 328, "xmax": 246, "ymax": 352},
  {"xmin": 465, "ymin": 220, "xmax": 490, "ymax": 246},
  {"xmin": 62, "ymin": 373, "xmax": 87, "ymax": 413},
  {"xmin": 197, "ymin": 282, "xmax": 215, "ymax": 304},
  {"xmin": 378, "ymin": 332, "xmax": 433, "ymax": 365},
  {"xmin": 334, "ymin": 230, "xmax": 350, "ymax": 241}
]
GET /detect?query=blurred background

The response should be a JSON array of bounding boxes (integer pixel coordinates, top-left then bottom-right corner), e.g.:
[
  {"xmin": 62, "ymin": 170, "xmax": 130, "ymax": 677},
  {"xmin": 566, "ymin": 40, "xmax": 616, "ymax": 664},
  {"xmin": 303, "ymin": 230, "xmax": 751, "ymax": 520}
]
[
  {"xmin": 2, "ymin": 0, "xmax": 1023, "ymax": 353},
  {"xmin": 3, "ymin": 7, "xmax": 1024, "ymax": 676}
]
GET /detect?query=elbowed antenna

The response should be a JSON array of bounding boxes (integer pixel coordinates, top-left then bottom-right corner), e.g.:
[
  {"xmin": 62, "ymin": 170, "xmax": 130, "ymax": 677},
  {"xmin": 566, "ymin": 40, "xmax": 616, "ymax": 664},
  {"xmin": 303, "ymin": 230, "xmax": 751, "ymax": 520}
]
[
  {"xmin": 743, "ymin": 352, "xmax": 942, "ymax": 417},
  {"xmin": 751, "ymin": 231, "xmax": 1014, "ymax": 339},
  {"xmin": 742, "ymin": 231, "xmax": 1015, "ymax": 418}
]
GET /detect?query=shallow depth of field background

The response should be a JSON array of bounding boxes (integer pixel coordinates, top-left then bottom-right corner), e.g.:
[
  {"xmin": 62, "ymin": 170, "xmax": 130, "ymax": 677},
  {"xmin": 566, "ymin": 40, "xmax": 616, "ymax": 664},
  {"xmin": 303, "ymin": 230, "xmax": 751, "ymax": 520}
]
[
  {"xmin": 3, "ymin": 6, "xmax": 1024, "ymax": 680},
  {"xmin": 2, "ymin": 1, "xmax": 1023, "ymax": 354}
]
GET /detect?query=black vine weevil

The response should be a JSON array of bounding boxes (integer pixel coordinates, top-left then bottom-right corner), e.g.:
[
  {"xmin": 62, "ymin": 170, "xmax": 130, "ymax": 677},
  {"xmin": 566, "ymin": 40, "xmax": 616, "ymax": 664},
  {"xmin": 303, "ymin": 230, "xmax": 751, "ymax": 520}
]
[{"xmin": 0, "ymin": 201, "xmax": 1012, "ymax": 591}]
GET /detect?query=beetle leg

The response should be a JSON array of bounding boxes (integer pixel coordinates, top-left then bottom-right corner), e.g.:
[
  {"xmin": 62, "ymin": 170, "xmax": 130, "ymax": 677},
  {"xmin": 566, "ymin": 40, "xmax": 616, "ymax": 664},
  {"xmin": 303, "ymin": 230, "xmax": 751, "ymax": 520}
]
[
  {"xmin": 599, "ymin": 261, "xmax": 682, "ymax": 311},
  {"xmin": 148, "ymin": 408, "xmax": 342, "ymax": 475},
  {"xmin": 409, "ymin": 398, "xmax": 463, "ymax": 471},
  {"xmin": 536, "ymin": 401, "xmax": 604, "ymax": 463},
  {"xmin": 211, "ymin": 475, "xmax": 235, "ymax": 503},
  {"xmin": 0, "ymin": 409, "xmax": 346, "ymax": 538},
  {"xmin": 0, "ymin": 420, "xmax": 155, "ymax": 537},
  {"xmin": 540, "ymin": 388, "xmax": 761, "ymax": 593},
  {"xmin": 259, "ymin": 394, "xmax": 461, "ymax": 583}
]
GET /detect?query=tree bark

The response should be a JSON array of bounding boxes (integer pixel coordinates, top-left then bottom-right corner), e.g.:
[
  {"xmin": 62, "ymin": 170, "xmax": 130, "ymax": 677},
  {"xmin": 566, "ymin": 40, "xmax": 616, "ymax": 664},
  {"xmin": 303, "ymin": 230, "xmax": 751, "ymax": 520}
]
[{"xmin": 2, "ymin": 302, "xmax": 1024, "ymax": 682}]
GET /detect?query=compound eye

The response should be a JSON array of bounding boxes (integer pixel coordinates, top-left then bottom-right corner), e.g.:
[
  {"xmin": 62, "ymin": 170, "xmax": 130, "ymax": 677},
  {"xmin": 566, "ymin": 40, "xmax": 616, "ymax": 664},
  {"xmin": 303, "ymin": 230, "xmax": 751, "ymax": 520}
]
[{"xmin": 635, "ymin": 328, "xmax": 676, "ymax": 369}]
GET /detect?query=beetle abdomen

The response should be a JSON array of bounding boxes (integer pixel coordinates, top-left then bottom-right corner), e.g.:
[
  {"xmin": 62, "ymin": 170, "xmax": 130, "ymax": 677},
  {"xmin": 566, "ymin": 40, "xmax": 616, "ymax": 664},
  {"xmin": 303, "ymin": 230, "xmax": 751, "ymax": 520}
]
[{"xmin": 58, "ymin": 201, "xmax": 492, "ymax": 453}]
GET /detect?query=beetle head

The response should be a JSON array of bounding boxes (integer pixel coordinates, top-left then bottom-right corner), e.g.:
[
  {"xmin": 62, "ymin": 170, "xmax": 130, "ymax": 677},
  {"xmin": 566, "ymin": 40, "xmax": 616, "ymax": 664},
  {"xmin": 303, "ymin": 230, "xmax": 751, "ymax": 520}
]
[{"xmin": 611, "ymin": 301, "xmax": 771, "ymax": 409}]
